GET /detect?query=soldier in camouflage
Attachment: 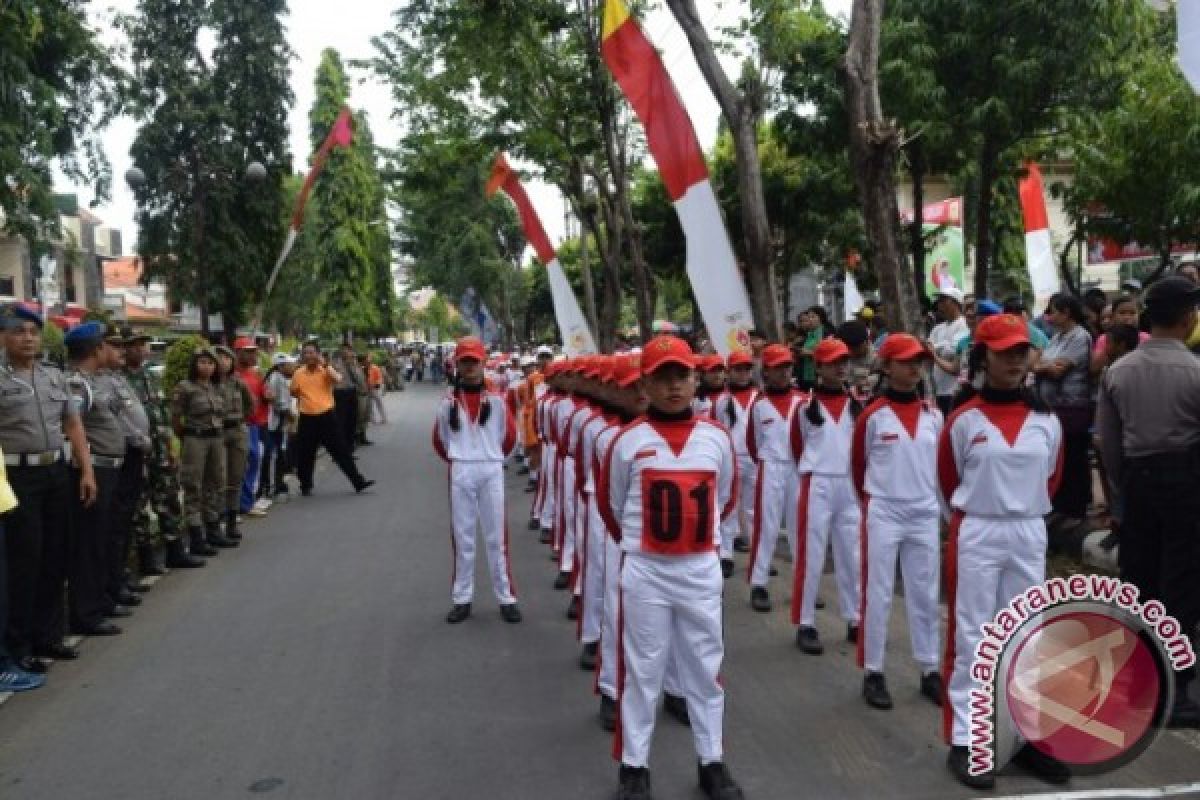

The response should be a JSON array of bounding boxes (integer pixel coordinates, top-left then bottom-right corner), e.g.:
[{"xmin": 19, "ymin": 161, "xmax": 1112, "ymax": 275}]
[{"xmin": 122, "ymin": 329, "xmax": 204, "ymax": 570}]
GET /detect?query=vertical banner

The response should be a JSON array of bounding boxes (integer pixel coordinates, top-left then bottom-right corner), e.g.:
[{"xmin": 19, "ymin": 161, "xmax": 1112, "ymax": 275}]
[
  {"xmin": 600, "ymin": 0, "xmax": 753, "ymax": 355},
  {"xmin": 844, "ymin": 271, "xmax": 865, "ymax": 318},
  {"xmin": 1181, "ymin": 0, "xmax": 1200, "ymax": 94},
  {"xmin": 901, "ymin": 198, "xmax": 965, "ymax": 297},
  {"xmin": 1018, "ymin": 163, "xmax": 1061, "ymax": 311},
  {"xmin": 486, "ymin": 154, "xmax": 597, "ymax": 355},
  {"xmin": 459, "ymin": 288, "xmax": 501, "ymax": 347}
]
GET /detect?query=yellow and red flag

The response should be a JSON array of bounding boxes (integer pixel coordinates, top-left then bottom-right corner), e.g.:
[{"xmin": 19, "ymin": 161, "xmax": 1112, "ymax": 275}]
[
  {"xmin": 600, "ymin": 0, "xmax": 752, "ymax": 354},
  {"xmin": 487, "ymin": 154, "xmax": 596, "ymax": 355}
]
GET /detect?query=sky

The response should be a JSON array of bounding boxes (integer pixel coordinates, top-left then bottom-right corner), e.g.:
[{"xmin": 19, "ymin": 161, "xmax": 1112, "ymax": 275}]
[{"xmin": 69, "ymin": 0, "xmax": 852, "ymax": 266}]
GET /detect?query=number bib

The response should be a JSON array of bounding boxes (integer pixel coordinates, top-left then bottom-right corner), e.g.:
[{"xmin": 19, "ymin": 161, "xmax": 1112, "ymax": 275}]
[{"xmin": 639, "ymin": 468, "xmax": 717, "ymax": 556}]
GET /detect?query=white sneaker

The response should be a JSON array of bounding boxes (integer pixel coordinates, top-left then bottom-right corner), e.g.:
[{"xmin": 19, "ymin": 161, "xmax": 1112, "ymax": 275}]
[{"xmin": 248, "ymin": 498, "xmax": 271, "ymax": 516}]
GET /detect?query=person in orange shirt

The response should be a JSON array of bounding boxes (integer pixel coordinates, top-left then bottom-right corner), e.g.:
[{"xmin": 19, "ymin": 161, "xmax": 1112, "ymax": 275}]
[
  {"xmin": 366, "ymin": 356, "xmax": 387, "ymax": 425},
  {"xmin": 289, "ymin": 342, "xmax": 374, "ymax": 497},
  {"xmin": 515, "ymin": 356, "xmax": 543, "ymax": 501}
]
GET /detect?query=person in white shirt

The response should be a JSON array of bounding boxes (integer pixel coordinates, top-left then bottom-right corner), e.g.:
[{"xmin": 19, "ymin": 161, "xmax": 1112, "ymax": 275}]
[{"xmin": 927, "ymin": 288, "xmax": 969, "ymax": 416}]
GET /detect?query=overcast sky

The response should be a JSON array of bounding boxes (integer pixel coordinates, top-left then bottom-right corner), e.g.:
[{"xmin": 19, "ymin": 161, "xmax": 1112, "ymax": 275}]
[{"xmin": 70, "ymin": 0, "xmax": 852, "ymax": 265}]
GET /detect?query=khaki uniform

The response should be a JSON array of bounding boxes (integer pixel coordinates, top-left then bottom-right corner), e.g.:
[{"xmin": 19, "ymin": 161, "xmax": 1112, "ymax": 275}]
[
  {"xmin": 219, "ymin": 376, "xmax": 253, "ymax": 513},
  {"xmin": 171, "ymin": 379, "xmax": 225, "ymax": 527}
]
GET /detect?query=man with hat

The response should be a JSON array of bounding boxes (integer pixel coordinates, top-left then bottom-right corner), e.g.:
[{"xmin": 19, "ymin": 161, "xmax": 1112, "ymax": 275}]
[
  {"xmin": 0, "ymin": 304, "xmax": 96, "ymax": 674},
  {"xmin": 65, "ymin": 321, "xmax": 130, "ymax": 636},
  {"xmin": 1097, "ymin": 276, "xmax": 1200, "ymax": 728},
  {"xmin": 121, "ymin": 327, "xmax": 204, "ymax": 570},
  {"xmin": 927, "ymin": 288, "xmax": 969, "ymax": 416}
]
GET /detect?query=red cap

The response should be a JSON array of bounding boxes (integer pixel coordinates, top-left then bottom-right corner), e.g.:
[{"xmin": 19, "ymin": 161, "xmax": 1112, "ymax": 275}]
[
  {"xmin": 876, "ymin": 333, "xmax": 929, "ymax": 362},
  {"xmin": 762, "ymin": 343, "xmax": 794, "ymax": 368},
  {"xmin": 640, "ymin": 335, "xmax": 696, "ymax": 375},
  {"xmin": 233, "ymin": 336, "xmax": 257, "ymax": 350},
  {"xmin": 975, "ymin": 314, "xmax": 1031, "ymax": 351},
  {"xmin": 595, "ymin": 356, "xmax": 615, "ymax": 383},
  {"xmin": 812, "ymin": 338, "xmax": 851, "ymax": 365},
  {"xmin": 453, "ymin": 337, "xmax": 487, "ymax": 363},
  {"xmin": 583, "ymin": 356, "xmax": 606, "ymax": 380},
  {"xmin": 726, "ymin": 351, "xmax": 753, "ymax": 369},
  {"xmin": 612, "ymin": 354, "xmax": 642, "ymax": 388},
  {"xmin": 699, "ymin": 354, "xmax": 724, "ymax": 371}
]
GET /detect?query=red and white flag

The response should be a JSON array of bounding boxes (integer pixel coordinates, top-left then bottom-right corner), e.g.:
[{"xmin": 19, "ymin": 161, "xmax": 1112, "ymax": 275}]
[
  {"xmin": 486, "ymin": 154, "xmax": 596, "ymax": 355},
  {"xmin": 1018, "ymin": 162, "xmax": 1060, "ymax": 309},
  {"xmin": 601, "ymin": 0, "xmax": 753, "ymax": 355}
]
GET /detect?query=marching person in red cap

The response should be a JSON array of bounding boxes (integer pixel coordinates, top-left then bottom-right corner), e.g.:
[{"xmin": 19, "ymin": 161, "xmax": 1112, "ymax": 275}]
[
  {"xmin": 432, "ymin": 337, "xmax": 521, "ymax": 625},
  {"xmin": 599, "ymin": 335, "xmax": 744, "ymax": 800},
  {"xmin": 851, "ymin": 333, "xmax": 943, "ymax": 711},
  {"xmin": 790, "ymin": 337, "xmax": 862, "ymax": 655},
  {"xmin": 532, "ymin": 360, "xmax": 562, "ymax": 541},
  {"xmin": 692, "ymin": 355, "xmax": 725, "ymax": 419},
  {"xmin": 712, "ymin": 350, "xmax": 758, "ymax": 567},
  {"xmin": 938, "ymin": 314, "xmax": 1067, "ymax": 789},
  {"xmin": 746, "ymin": 343, "xmax": 806, "ymax": 606}
]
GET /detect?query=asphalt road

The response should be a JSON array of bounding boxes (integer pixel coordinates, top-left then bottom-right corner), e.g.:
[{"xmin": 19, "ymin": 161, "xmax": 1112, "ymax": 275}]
[{"xmin": 0, "ymin": 383, "xmax": 1197, "ymax": 800}]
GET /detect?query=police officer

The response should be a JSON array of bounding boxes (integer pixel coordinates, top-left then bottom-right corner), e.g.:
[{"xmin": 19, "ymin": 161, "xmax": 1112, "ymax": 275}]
[
  {"xmin": 1097, "ymin": 276, "xmax": 1200, "ymax": 728},
  {"xmin": 65, "ymin": 321, "xmax": 129, "ymax": 636},
  {"xmin": 215, "ymin": 346, "xmax": 251, "ymax": 544},
  {"xmin": 172, "ymin": 348, "xmax": 232, "ymax": 554},
  {"xmin": 0, "ymin": 305, "xmax": 96, "ymax": 671},
  {"xmin": 122, "ymin": 329, "xmax": 205, "ymax": 570}
]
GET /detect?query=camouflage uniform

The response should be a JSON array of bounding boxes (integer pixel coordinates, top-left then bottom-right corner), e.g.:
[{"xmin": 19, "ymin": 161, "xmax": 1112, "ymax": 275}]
[{"xmin": 126, "ymin": 364, "xmax": 185, "ymax": 549}]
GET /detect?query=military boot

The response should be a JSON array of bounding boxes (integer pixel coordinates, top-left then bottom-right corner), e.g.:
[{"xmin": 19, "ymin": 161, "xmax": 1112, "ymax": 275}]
[
  {"xmin": 189, "ymin": 525, "xmax": 218, "ymax": 557},
  {"xmin": 165, "ymin": 536, "xmax": 205, "ymax": 568},
  {"xmin": 137, "ymin": 543, "xmax": 167, "ymax": 577},
  {"xmin": 224, "ymin": 510, "xmax": 243, "ymax": 543},
  {"xmin": 206, "ymin": 520, "xmax": 237, "ymax": 548}
]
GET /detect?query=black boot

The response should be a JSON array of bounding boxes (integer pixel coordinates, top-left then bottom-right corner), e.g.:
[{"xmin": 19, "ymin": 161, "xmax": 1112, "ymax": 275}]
[
  {"xmin": 579, "ymin": 642, "xmax": 598, "ymax": 671},
  {"xmin": 599, "ymin": 694, "xmax": 617, "ymax": 731},
  {"xmin": 698, "ymin": 761, "xmax": 744, "ymax": 800},
  {"xmin": 165, "ymin": 536, "xmax": 205, "ymax": 568},
  {"xmin": 863, "ymin": 672, "xmax": 893, "ymax": 710},
  {"xmin": 663, "ymin": 693, "xmax": 691, "ymax": 726},
  {"xmin": 189, "ymin": 526, "xmax": 218, "ymax": 557},
  {"xmin": 206, "ymin": 521, "xmax": 237, "ymax": 549},
  {"xmin": 616, "ymin": 765, "xmax": 652, "ymax": 800},
  {"xmin": 224, "ymin": 510, "xmax": 242, "ymax": 543},
  {"xmin": 137, "ymin": 543, "xmax": 166, "ymax": 577}
]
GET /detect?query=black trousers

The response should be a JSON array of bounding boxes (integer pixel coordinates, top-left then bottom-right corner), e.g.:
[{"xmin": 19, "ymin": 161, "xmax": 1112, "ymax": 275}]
[
  {"xmin": 295, "ymin": 411, "xmax": 363, "ymax": 492},
  {"xmin": 1052, "ymin": 429, "xmax": 1092, "ymax": 519},
  {"xmin": 4, "ymin": 462, "xmax": 71, "ymax": 656},
  {"xmin": 259, "ymin": 426, "xmax": 290, "ymax": 495},
  {"xmin": 109, "ymin": 449, "xmax": 146, "ymax": 601},
  {"xmin": 1119, "ymin": 453, "xmax": 1200, "ymax": 692},
  {"xmin": 333, "ymin": 388, "xmax": 358, "ymax": 451},
  {"xmin": 68, "ymin": 465, "xmax": 119, "ymax": 631}
]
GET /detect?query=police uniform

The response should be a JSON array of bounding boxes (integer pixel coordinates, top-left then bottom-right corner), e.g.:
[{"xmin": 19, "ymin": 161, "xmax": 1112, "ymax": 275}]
[
  {"xmin": 102, "ymin": 341, "xmax": 151, "ymax": 608},
  {"xmin": 0, "ymin": 307, "xmax": 82, "ymax": 662},
  {"xmin": 171, "ymin": 356, "xmax": 228, "ymax": 554},
  {"xmin": 216, "ymin": 346, "xmax": 252, "ymax": 542}
]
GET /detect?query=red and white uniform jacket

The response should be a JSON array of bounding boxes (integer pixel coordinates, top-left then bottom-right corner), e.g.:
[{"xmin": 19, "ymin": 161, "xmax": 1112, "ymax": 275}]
[
  {"xmin": 692, "ymin": 391, "xmax": 717, "ymax": 419},
  {"xmin": 536, "ymin": 390, "xmax": 559, "ymax": 444},
  {"xmin": 747, "ymin": 389, "xmax": 805, "ymax": 464},
  {"xmin": 851, "ymin": 392, "xmax": 943, "ymax": 507},
  {"xmin": 600, "ymin": 413, "xmax": 737, "ymax": 555},
  {"xmin": 431, "ymin": 388, "xmax": 516, "ymax": 462},
  {"xmin": 792, "ymin": 389, "xmax": 855, "ymax": 476},
  {"xmin": 552, "ymin": 394, "xmax": 583, "ymax": 452},
  {"xmin": 937, "ymin": 395, "xmax": 1063, "ymax": 518},
  {"xmin": 712, "ymin": 386, "xmax": 757, "ymax": 458},
  {"xmin": 575, "ymin": 408, "xmax": 615, "ymax": 495}
]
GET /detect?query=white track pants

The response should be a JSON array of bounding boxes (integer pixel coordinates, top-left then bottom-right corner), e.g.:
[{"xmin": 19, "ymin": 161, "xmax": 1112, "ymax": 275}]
[
  {"xmin": 720, "ymin": 453, "xmax": 756, "ymax": 558},
  {"xmin": 858, "ymin": 497, "xmax": 940, "ymax": 674},
  {"xmin": 557, "ymin": 457, "xmax": 577, "ymax": 571},
  {"xmin": 616, "ymin": 553, "xmax": 725, "ymax": 768},
  {"xmin": 945, "ymin": 515, "xmax": 1045, "ymax": 746},
  {"xmin": 598, "ymin": 537, "xmax": 621, "ymax": 699},
  {"xmin": 581, "ymin": 492, "xmax": 605, "ymax": 643},
  {"xmin": 537, "ymin": 443, "xmax": 557, "ymax": 530},
  {"xmin": 748, "ymin": 460, "xmax": 797, "ymax": 588},
  {"xmin": 449, "ymin": 461, "xmax": 516, "ymax": 606},
  {"xmin": 791, "ymin": 473, "xmax": 861, "ymax": 626}
]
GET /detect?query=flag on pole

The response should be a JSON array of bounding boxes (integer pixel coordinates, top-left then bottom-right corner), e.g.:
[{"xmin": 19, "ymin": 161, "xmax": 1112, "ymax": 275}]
[
  {"xmin": 486, "ymin": 154, "xmax": 597, "ymax": 355},
  {"xmin": 1018, "ymin": 163, "xmax": 1060, "ymax": 310},
  {"xmin": 844, "ymin": 271, "xmax": 865, "ymax": 319},
  {"xmin": 1180, "ymin": 0, "xmax": 1200, "ymax": 94},
  {"xmin": 601, "ymin": 0, "xmax": 753, "ymax": 355}
]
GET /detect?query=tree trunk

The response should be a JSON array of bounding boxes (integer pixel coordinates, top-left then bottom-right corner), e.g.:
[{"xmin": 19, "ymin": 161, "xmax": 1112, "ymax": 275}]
[
  {"xmin": 579, "ymin": 194, "xmax": 621, "ymax": 352},
  {"xmin": 606, "ymin": 117, "xmax": 652, "ymax": 342},
  {"xmin": 907, "ymin": 141, "xmax": 928, "ymax": 307},
  {"xmin": 664, "ymin": 0, "xmax": 780, "ymax": 339},
  {"xmin": 844, "ymin": 0, "xmax": 924, "ymax": 335},
  {"xmin": 973, "ymin": 136, "xmax": 998, "ymax": 300},
  {"xmin": 577, "ymin": 210, "xmax": 599, "ymax": 339}
]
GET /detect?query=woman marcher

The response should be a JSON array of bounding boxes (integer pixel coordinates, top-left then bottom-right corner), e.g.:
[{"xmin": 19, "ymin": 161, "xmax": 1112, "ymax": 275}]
[
  {"xmin": 171, "ymin": 348, "xmax": 231, "ymax": 555},
  {"xmin": 850, "ymin": 334, "xmax": 943, "ymax": 711},
  {"xmin": 215, "ymin": 346, "xmax": 252, "ymax": 544},
  {"xmin": 790, "ymin": 338, "xmax": 862, "ymax": 655},
  {"xmin": 939, "ymin": 313, "xmax": 1068, "ymax": 789},
  {"xmin": 259, "ymin": 354, "xmax": 297, "ymax": 501},
  {"xmin": 1032, "ymin": 293, "xmax": 1093, "ymax": 523}
]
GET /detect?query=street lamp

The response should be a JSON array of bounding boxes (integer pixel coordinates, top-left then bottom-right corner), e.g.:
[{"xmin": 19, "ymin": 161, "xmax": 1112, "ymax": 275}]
[{"xmin": 124, "ymin": 160, "xmax": 266, "ymax": 189}]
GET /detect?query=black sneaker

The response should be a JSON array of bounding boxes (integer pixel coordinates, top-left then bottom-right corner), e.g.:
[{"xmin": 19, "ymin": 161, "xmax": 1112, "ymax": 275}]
[
  {"xmin": 579, "ymin": 642, "xmax": 598, "ymax": 671},
  {"xmin": 947, "ymin": 745, "xmax": 994, "ymax": 790},
  {"xmin": 920, "ymin": 671, "xmax": 943, "ymax": 706},
  {"xmin": 600, "ymin": 694, "xmax": 617, "ymax": 731},
  {"xmin": 863, "ymin": 672, "xmax": 893, "ymax": 710},
  {"xmin": 846, "ymin": 623, "xmax": 859, "ymax": 644},
  {"xmin": 697, "ymin": 761, "xmax": 744, "ymax": 800},
  {"xmin": 720, "ymin": 558, "xmax": 734, "ymax": 579},
  {"xmin": 539, "ymin": 528, "xmax": 552, "ymax": 545},
  {"xmin": 1012, "ymin": 742, "xmax": 1070, "ymax": 785},
  {"xmin": 732, "ymin": 537, "xmax": 749, "ymax": 553},
  {"xmin": 527, "ymin": 517, "xmax": 539, "ymax": 530},
  {"xmin": 663, "ymin": 692, "xmax": 691, "ymax": 726},
  {"xmin": 566, "ymin": 596, "xmax": 580, "ymax": 620},
  {"xmin": 616, "ymin": 765, "xmax": 652, "ymax": 800},
  {"xmin": 553, "ymin": 571, "xmax": 571, "ymax": 590},
  {"xmin": 354, "ymin": 478, "xmax": 376, "ymax": 494},
  {"xmin": 499, "ymin": 603, "xmax": 522, "ymax": 624},
  {"xmin": 750, "ymin": 586, "xmax": 771, "ymax": 612},
  {"xmin": 795, "ymin": 626, "xmax": 823, "ymax": 655},
  {"xmin": 445, "ymin": 603, "xmax": 472, "ymax": 624}
]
